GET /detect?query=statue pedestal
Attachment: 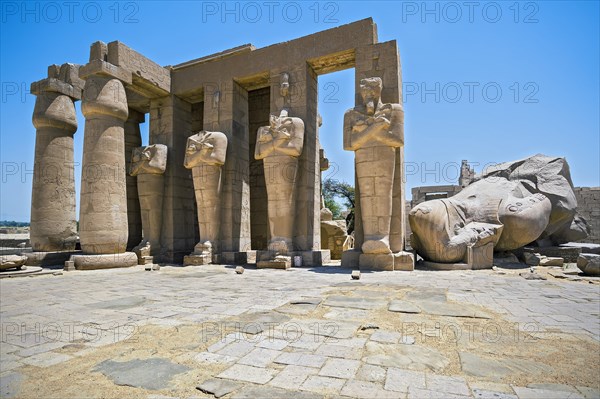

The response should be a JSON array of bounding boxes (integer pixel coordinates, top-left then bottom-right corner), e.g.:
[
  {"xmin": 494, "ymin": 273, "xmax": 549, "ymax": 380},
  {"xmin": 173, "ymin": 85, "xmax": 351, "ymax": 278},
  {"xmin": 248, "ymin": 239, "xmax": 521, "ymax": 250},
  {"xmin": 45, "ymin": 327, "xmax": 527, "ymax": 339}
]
[
  {"xmin": 342, "ymin": 250, "xmax": 414, "ymax": 271},
  {"xmin": 183, "ymin": 254, "xmax": 212, "ymax": 266},
  {"xmin": 421, "ymin": 243, "xmax": 493, "ymax": 270},
  {"xmin": 221, "ymin": 251, "xmax": 256, "ymax": 265},
  {"xmin": 70, "ymin": 252, "xmax": 138, "ymax": 270},
  {"xmin": 25, "ymin": 251, "xmax": 81, "ymax": 267},
  {"xmin": 257, "ymin": 256, "xmax": 291, "ymax": 270},
  {"xmin": 256, "ymin": 250, "xmax": 330, "ymax": 267}
]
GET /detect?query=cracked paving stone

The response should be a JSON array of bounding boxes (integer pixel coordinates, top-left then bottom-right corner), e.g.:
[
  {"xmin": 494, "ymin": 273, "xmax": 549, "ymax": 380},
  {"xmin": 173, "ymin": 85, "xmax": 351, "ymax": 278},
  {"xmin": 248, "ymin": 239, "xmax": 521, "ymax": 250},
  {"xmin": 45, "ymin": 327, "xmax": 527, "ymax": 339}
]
[
  {"xmin": 94, "ymin": 358, "xmax": 191, "ymax": 390},
  {"xmin": 196, "ymin": 378, "xmax": 242, "ymax": 398}
]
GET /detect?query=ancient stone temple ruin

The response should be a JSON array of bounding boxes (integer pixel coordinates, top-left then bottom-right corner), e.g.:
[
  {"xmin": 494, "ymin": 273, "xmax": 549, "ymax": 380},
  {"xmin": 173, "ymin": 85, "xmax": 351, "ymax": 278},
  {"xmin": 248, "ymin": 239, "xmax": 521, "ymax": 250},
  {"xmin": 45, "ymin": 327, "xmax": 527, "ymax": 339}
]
[{"xmin": 27, "ymin": 18, "xmax": 414, "ymax": 271}]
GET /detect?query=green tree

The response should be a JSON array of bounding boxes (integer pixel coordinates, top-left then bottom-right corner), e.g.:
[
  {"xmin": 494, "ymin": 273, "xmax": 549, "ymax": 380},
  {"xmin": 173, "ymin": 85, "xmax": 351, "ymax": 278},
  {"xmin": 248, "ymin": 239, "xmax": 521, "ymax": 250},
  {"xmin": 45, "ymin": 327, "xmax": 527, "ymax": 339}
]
[{"xmin": 322, "ymin": 178, "xmax": 355, "ymax": 233}]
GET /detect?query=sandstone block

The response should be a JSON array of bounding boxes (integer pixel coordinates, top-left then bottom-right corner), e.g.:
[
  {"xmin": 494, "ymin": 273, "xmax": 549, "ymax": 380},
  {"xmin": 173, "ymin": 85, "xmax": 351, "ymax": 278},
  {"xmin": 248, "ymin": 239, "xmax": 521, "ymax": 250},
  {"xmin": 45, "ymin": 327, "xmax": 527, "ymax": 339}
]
[
  {"xmin": 70, "ymin": 252, "xmax": 137, "ymax": 270},
  {"xmin": 577, "ymin": 253, "xmax": 600, "ymax": 276}
]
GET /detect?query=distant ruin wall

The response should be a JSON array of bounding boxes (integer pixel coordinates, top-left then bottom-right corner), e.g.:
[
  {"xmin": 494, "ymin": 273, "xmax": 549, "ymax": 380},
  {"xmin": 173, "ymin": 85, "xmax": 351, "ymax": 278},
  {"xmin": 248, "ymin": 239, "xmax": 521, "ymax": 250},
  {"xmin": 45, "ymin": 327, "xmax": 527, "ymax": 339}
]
[{"xmin": 574, "ymin": 187, "xmax": 600, "ymax": 244}]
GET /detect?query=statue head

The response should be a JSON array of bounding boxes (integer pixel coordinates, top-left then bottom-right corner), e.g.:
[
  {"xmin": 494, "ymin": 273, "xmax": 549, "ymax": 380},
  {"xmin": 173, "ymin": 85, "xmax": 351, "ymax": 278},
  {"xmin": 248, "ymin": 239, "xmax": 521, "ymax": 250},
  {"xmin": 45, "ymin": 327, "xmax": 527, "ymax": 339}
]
[
  {"xmin": 130, "ymin": 144, "xmax": 167, "ymax": 176},
  {"xmin": 184, "ymin": 131, "xmax": 228, "ymax": 168},
  {"xmin": 359, "ymin": 77, "xmax": 383, "ymax": 115}
]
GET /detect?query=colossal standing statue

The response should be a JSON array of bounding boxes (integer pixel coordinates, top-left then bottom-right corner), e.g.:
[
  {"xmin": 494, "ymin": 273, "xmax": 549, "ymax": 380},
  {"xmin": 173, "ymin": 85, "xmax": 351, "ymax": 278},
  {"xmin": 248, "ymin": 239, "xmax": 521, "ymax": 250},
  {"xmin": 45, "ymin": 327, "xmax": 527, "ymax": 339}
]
[
  {"xmin": 344, "ymin": 77, "xmax": 404, "ymax": 269},
  {"xmin": 183, "ymin": 131, "xmax": 228, "ymax": 265},
  {"xmin": 255, "ymin": 110, "xmax": 305, "ymax": 256},
  {"xmin": 129, "ymin": 144, "xmax": 167, "ymax": 264}
]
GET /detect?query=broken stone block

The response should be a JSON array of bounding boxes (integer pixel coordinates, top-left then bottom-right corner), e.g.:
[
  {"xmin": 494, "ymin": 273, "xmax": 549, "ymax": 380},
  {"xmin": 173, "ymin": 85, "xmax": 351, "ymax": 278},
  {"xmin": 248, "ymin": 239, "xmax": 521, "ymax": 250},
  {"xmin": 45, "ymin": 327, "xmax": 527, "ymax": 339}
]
[
  {"xmin": 257, "ymin": 256, "xmax": 291, "ymax": 270},
  {"xmin": 183, "ymin": 254, "xmax": 211, "ymax": 266},
  {"xmin": 359, "ymin": 253, "xmax": 393, "ymax": 271},
  {"xmin": 64, "ymin": 260, "xmax": 75, "ymax": 271},
  {"xmin": 523, "ymin": 252, "xmax": 541, "ymax": 266},
  {"xmin": 1, "ymin": 255, "xmax": 27, "ymax": 271},
  {"xmin": 351, "ymin": 270, "xmax": 360, "ymax": 280},
  {"xmin": 393, "ymin": 251, "xmax": 415, "ymax": 271},
  {"xmin": 538, "ymin": 256, "xmax": 563, "ymax": 266},
  {"xmin": 235, "ymin": 266, "xmax": 244, "ymax": 274},
  {"xmin": 577, "ymin": 253, "xmax": 600, "ymax": 276}
]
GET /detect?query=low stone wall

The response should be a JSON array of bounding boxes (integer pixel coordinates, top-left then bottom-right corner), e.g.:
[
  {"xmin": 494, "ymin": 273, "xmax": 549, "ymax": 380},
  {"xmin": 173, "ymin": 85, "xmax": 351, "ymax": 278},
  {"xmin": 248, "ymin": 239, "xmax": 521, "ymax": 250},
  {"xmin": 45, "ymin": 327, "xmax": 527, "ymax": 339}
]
[{"xmin": 574, "ymin": 187, "xmax": 600, "ymax": 244}]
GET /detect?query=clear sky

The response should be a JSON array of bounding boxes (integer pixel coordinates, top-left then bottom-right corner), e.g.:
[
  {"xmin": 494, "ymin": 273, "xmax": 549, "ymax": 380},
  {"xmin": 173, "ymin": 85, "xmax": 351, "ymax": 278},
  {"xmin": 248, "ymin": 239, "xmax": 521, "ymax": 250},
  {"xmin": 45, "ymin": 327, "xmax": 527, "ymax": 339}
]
[{"xmin": 1, "ymin": 1, "xmax": 599, "ymax": 222}]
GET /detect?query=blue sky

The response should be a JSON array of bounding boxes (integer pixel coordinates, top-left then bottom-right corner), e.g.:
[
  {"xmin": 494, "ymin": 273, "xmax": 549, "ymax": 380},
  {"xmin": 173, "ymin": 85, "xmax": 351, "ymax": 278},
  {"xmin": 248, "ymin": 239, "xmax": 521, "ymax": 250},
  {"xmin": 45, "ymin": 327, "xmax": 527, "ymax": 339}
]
[{"xmin": 1, "ymin": 1, "xmax": 599, "ymax": 222}]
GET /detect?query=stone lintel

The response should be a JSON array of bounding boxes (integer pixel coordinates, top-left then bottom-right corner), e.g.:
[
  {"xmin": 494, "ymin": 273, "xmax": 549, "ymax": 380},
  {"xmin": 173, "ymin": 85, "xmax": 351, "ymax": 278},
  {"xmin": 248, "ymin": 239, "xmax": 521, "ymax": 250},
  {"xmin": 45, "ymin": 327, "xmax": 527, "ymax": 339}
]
[
  {"xmin": 30, "ymin": 78, "xmax": 82, "ymax": 100},
  {"xmin": 70, "ymin": 252, "xmax": 138, "ymax": 270},
  {"xmin": 79, "ymin": 59, "xmax": 133, "ymax": 85},
  {"xmin": 107, "ymin": 41, "xmax": 171, "ymax": 96}
]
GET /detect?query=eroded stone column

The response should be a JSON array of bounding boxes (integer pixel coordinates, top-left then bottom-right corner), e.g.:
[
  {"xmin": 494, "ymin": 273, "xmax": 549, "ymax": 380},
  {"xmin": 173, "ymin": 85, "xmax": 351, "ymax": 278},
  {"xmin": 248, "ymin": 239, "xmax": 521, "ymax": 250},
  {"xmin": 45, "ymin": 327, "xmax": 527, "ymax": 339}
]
[
  {"xmin": 79, "ymin": 75, "xmax": 129, "ymax": 254},
  {"xmin": 183, "ymin": 131, "xmax": 228, "ymax": 265},
  {"xmin": 130, "ymin": 144, "xmax": 167, "ymax": 264},
  {"xmin": 30, "ymin": 91, "xmax": 78, "ymax": 251}
]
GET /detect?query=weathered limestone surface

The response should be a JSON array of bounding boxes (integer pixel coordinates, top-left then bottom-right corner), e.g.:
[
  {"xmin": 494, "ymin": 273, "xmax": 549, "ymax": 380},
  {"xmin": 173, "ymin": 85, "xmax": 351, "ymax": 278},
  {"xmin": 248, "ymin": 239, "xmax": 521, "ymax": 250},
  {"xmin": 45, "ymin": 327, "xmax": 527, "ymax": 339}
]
[
  {"xmin": 70, "ymin": 252, "xmax": 137, "ymax": 270},
  {"xmin": 124, "ymin": 110, "xmax": 144, "ymax": 250},
  {"xmin": 184, "ymin": 131, "xmax": 228, "ymax": 265},
  {"xmin": 409, "ymin": 155, "xmax": 585, "ymax": 268},
  {"xmin": 0, "ymin": 255, "xmax": 27, "ymax": 271},
  {"xmin": 79, "ymin": 74, "xmax": 129, "ymax": 254},
  {"xmin": 30, "ymin": 64, "xmax": 82, "ymax": 252},
  {"xmin": 130, "ymin": 144, "xmax": 167, "ymax": 258},
  {"xmin": 577, "ymin": 253, "xmax": 600, "ymax": 276},
  {"xmin": 343, "ymin": 77, "xmax": 407, "ymax": 271},
  {"xmin": 255, "ymin": 110, "xmax": 304, "ymax": 254}
]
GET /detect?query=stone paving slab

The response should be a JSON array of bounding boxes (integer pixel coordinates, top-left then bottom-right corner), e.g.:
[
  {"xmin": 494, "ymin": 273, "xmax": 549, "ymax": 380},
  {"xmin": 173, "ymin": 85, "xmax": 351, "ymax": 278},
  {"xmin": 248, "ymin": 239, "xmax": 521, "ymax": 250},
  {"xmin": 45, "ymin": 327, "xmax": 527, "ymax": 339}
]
[
  {"xmin": 94, "ymin": 358, "xmax": 191, "ymax": 390},
  {"xmin": 1, "ymin": 264, "xmax": 599, "ymax": 398},
  {"xmin": 217, "ymin": 364, "xmax": 279, "ymax": 384}
]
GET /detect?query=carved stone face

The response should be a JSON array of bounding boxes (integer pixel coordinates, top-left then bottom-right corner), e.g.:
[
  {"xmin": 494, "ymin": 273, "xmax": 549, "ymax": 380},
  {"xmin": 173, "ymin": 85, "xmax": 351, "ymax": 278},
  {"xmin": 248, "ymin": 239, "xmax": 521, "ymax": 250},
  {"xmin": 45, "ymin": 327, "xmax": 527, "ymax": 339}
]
[
  {"xmin": 130, "ymin": 144, "xmax": 167, "ymax": 176},
  {"xmin": 359, "ymin": 77, "xmax": 383, "ymax": 115}
]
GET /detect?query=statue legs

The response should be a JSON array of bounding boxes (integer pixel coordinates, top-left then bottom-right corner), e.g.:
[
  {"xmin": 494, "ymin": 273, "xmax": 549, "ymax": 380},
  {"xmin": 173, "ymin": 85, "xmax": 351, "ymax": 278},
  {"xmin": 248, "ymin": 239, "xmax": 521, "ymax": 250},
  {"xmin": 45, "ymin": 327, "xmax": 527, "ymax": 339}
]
[
  {"xmin": 192, "ymin": 164, "xmax": 223, "ymax": 257},
  {"xmin": 136, "ymin": 173, "xmax": 165, "ymax": 255},
  {"xmin": 355, "ymin": 145, "xmax": 395, "ymax": 254},
  {"xmin": 263, "ymin": 154, "xmax": 298, "ymax": 253}
]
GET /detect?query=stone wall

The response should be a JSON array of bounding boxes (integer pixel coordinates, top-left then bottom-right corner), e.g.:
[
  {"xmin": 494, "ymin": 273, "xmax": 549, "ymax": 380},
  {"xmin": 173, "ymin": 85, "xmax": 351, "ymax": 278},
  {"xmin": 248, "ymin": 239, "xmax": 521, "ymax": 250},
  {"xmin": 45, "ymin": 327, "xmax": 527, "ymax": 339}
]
[{"xmin": 574, "ymin": 187, "xmax": 600, "ymax": 244}]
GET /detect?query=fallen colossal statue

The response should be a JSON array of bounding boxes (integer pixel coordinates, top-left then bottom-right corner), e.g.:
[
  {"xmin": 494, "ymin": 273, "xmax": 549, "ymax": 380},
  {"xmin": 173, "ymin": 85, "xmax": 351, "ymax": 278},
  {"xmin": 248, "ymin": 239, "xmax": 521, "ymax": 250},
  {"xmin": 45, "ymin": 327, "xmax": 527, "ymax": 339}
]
[{"xmin": 409, "ymin": 154, "xmax": 588, "ymax": 267}]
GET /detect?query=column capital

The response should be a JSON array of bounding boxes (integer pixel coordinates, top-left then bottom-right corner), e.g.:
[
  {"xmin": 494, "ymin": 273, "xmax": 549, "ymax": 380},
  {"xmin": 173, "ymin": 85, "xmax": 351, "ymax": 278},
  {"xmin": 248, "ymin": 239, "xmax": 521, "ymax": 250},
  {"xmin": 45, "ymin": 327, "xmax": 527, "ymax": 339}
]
[{"xmin": 31, "ymin": 63, "xmax": 85, "ymax": 101}]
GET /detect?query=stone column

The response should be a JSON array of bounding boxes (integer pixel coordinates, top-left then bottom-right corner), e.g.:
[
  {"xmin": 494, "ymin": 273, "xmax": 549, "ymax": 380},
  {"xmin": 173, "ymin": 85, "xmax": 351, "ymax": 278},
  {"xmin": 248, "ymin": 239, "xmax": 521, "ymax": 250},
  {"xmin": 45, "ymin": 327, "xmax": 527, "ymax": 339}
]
[
  {"xmin": 79, "ymin": 75, "xmax": 129, "ymax": 254},
  {"xmin": 124, "ymin": 110, "xmax": 144, "ymax": 250},
  {"xmin": 26, "ymin": 63, "xmax": 84, "ymax": 267},
  {"xmin": 30, "ymin": 92, "xmax": 78, "ymax": 252}
]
